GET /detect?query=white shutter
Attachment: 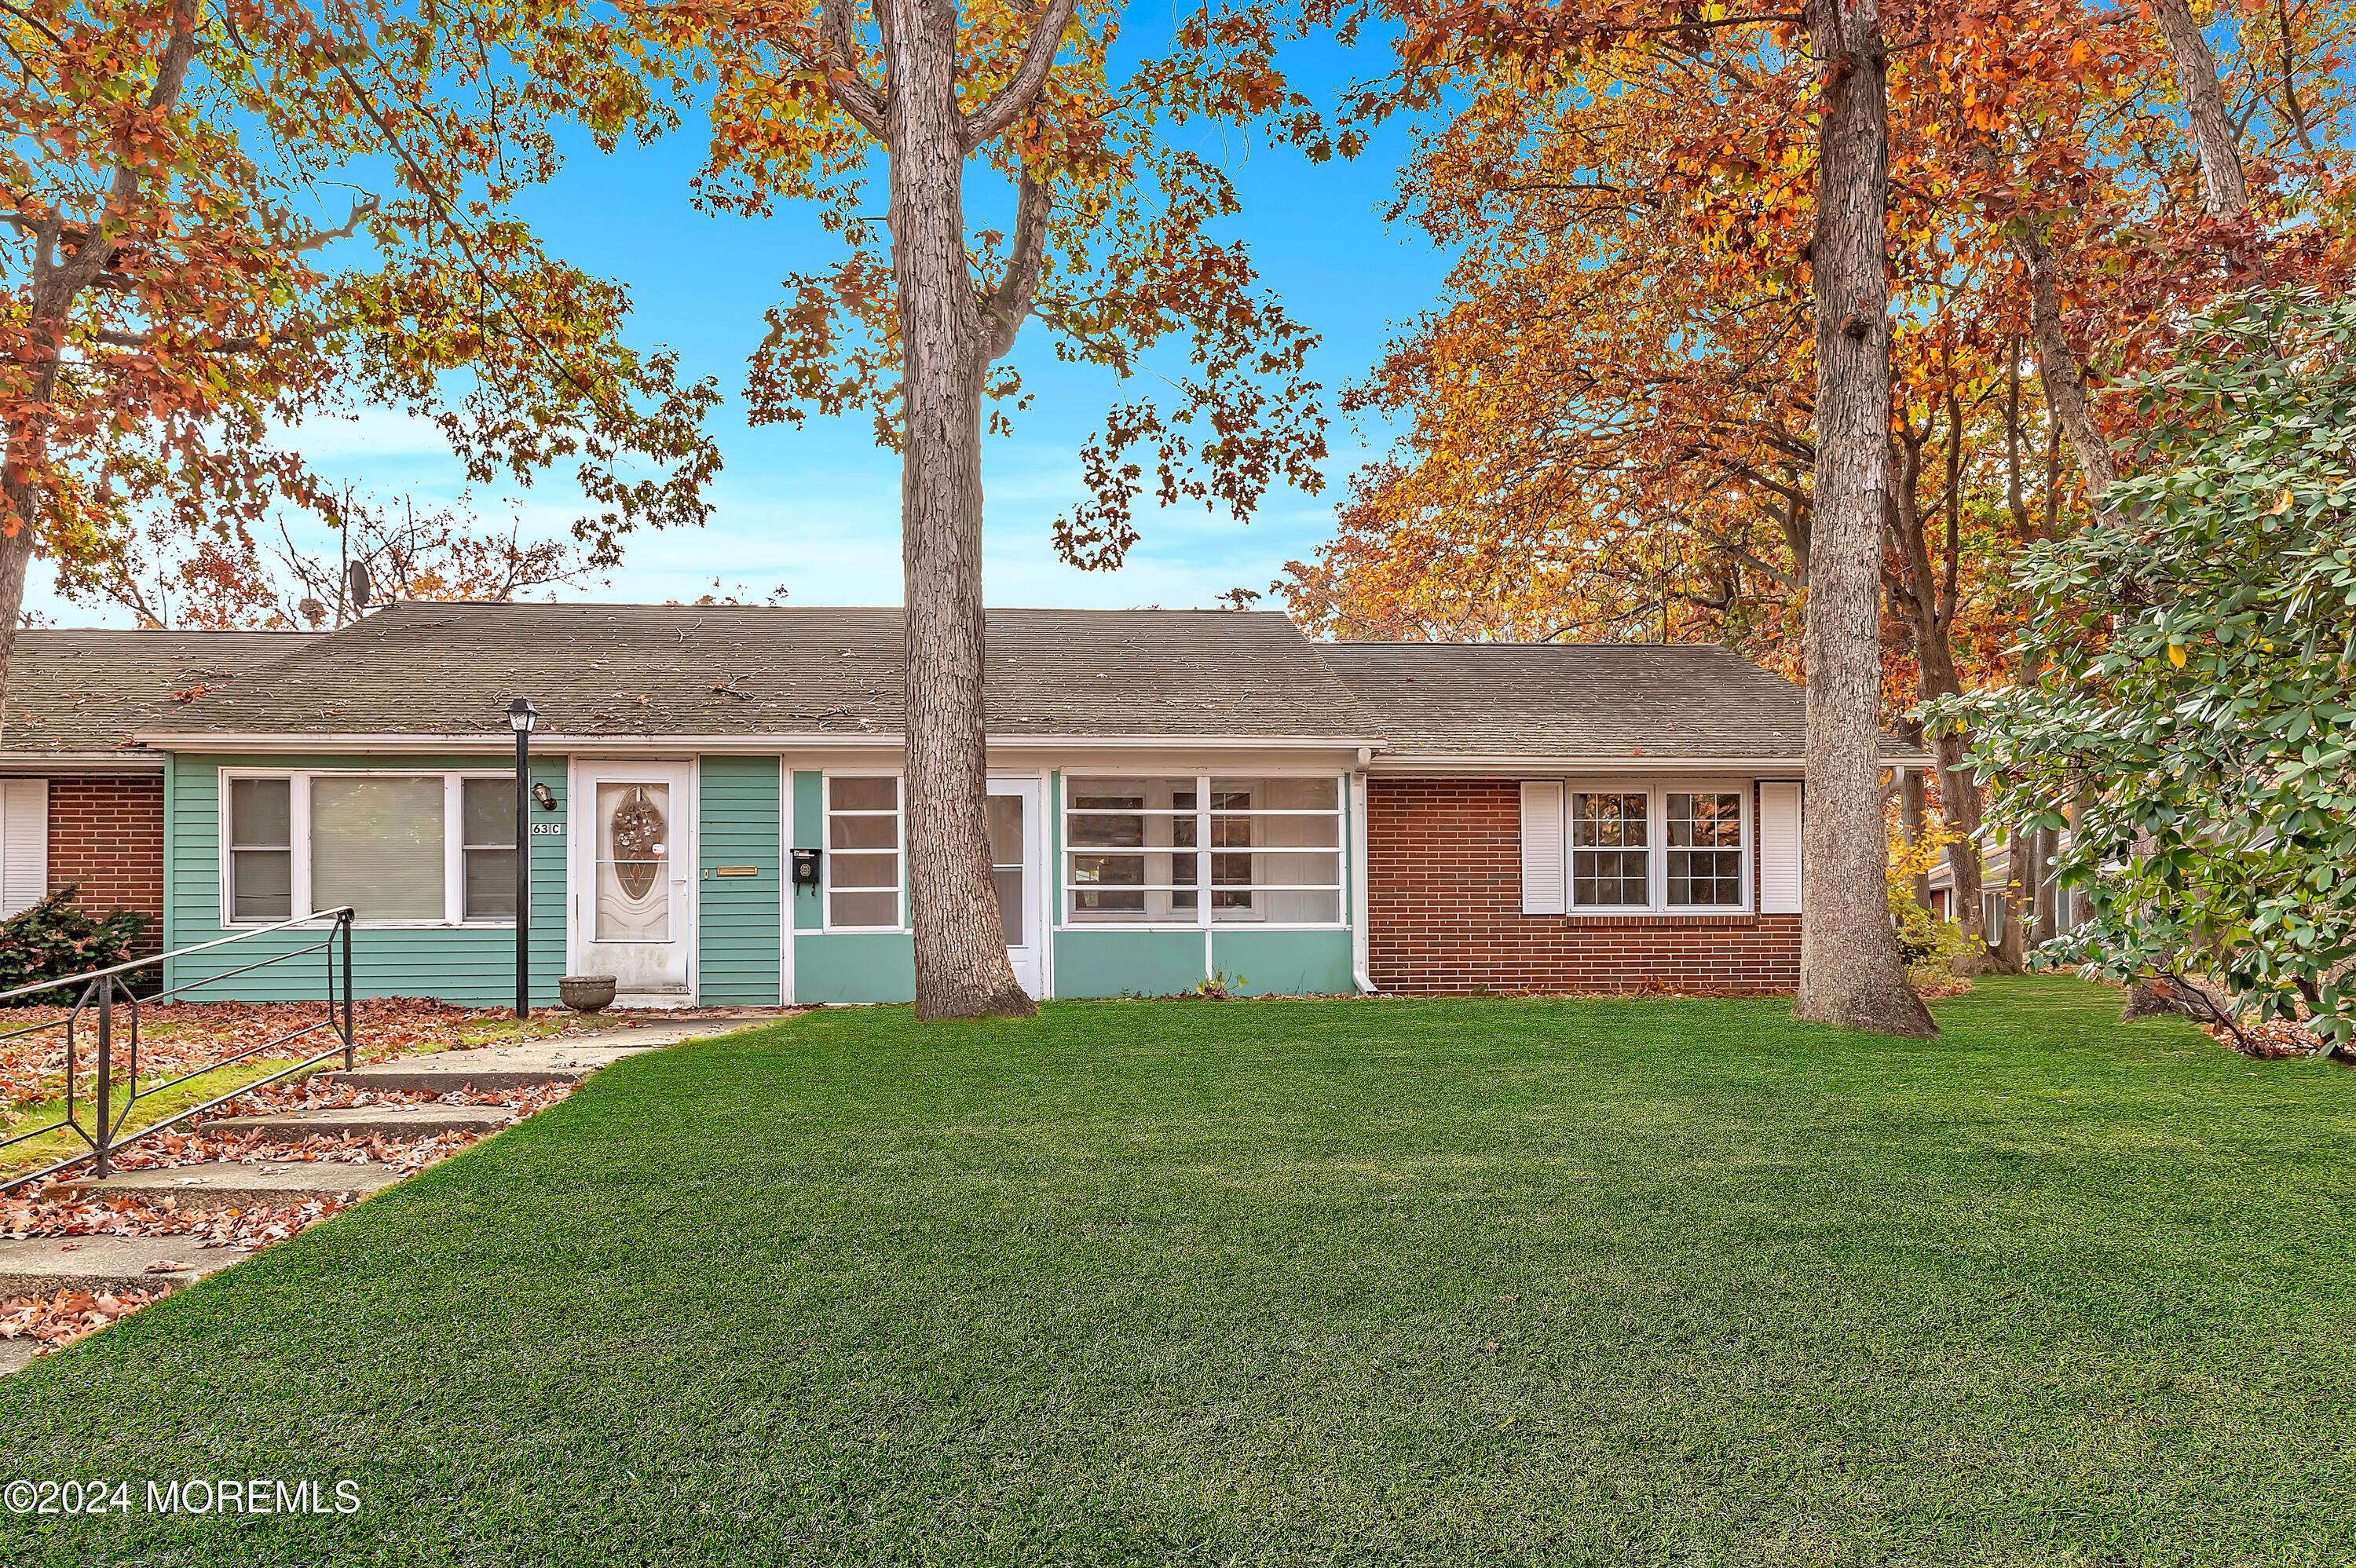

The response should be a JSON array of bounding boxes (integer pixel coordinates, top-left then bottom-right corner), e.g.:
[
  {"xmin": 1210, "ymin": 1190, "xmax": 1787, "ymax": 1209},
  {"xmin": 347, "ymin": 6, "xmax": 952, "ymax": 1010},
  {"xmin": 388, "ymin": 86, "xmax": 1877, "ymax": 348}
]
[
  {"xmin": 1520, "ymin": 780, "xmax": 1566, "ymax": 916},
  {"xmin": 1759, "ymin": 781, "xmax": 1802, "ymax": 914},
  {"xmin": 1, "ymin": 779, "xmax": 47, "ymax": 917}
]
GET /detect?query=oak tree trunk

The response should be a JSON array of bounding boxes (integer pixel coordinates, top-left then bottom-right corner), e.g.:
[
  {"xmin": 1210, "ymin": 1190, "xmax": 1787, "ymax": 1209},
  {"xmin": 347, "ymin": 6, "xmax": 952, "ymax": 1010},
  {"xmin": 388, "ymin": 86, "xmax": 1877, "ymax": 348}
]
[
  {"xmin": 884, "ymin": 0, "xmax": 1035, "ymax": 1021},
  {"xmin": 2031, "ymin": 824, "xmax": 2061, "ymax": 944},
  {"xmin": 2151, "ymin": 0, "xmax": 2250, "ymax": 219},
  {"xmin": 1993, "ymin": 825, "xmax": 2029, "ymax": 970},
  {"xmin": 1796, "ymin": 0, "xmax": 1937, "ymax": 1036}
]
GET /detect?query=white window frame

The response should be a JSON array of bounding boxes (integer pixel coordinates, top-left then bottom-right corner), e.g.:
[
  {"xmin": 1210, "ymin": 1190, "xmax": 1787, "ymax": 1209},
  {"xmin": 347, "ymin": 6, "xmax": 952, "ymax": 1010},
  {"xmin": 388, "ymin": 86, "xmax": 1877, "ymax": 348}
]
[
  {"xmin": 821, "ymin": 770, "xmax": 905, "ymax": 933},
  {"xmin": 218, "ymin": 768, "xmax": 521, "ymax": 929},
  {"xmin": 1059, "ymin": 770, "xmax": 1348, "ymax": 932},
  {"xmin": 1567, "ymin": 785, "xmax": 1656, "ymax": 914},
  {"xmin": 1561, "ymin": 778, "xmax": 1753, "ymax": 917}
]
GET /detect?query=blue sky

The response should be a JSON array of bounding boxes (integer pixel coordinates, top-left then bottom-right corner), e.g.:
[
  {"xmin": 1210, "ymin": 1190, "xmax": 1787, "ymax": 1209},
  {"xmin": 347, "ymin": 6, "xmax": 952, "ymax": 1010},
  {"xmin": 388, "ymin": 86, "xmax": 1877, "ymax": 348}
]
[{"xmin": 29, "ymin": 26, "xmax": 1448, "ymax": 623}]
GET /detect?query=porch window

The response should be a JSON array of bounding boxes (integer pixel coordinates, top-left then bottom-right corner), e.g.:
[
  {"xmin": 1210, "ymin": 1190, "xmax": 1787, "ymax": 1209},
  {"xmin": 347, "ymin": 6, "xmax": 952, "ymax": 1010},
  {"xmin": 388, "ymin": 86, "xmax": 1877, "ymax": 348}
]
[
  {"xmin": 221, "ymin": 770, "xmax": 524, "ymax": 927},
  {"xmin": 1063, "ymin": 774, "xmax": 1343, "ymax": 927},
  {"xmin": 1064, "ymin": 777, "xmax": 1197, "ymax": 921},
  {"xmin": 825, "ymin": 775, "xmax": 902, "ymax": 929}
]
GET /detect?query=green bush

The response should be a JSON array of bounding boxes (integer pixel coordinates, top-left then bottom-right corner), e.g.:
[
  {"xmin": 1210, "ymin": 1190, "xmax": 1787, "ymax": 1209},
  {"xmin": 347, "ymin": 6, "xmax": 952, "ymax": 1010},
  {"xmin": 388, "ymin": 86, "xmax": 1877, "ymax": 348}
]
[{"xmin": 0, "ymin": 886, "xmax": 150, "ymax": 1003}]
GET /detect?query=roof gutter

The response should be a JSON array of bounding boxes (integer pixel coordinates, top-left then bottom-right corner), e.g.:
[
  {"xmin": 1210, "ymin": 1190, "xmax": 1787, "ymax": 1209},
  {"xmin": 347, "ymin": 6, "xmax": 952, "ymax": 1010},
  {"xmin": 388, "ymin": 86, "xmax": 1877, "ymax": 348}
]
[
  {"xmin": 1365, "ymin": 752, "xmax": 1933, "ymax": 776},
  {"xmin": 126, "ymin": 730, "xmax": 1393, "ymax": 755},
  {"xmin": 0, "ymin": 751, "xmax": 164, "ymax": 773}
]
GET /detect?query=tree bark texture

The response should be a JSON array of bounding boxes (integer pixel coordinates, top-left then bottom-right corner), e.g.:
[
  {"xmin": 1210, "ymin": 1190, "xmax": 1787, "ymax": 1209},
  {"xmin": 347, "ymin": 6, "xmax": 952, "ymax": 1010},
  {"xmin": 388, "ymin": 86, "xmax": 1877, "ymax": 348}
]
[
  {"xmin": 882, "ymin": 0, "xmax": 1037, "ymax": 1020},
  {"xmin": 2031, "ymin": 824, "xmax": 2061, "ymax": 943},
  {"xmin": 2151, "ymin": 0, "xmax": 2251, "ymax": 218},
  {"xmin": 1796, "ymin": 0, "xmax": 1939, "ymax": 1036},
  {"xmin": 1992, "ymin": 825, "xmax": 2029, "ymax": 970},
  {"xmin": 1888, "ymin": 425, "xmax": 1985, "ymax": 963}
]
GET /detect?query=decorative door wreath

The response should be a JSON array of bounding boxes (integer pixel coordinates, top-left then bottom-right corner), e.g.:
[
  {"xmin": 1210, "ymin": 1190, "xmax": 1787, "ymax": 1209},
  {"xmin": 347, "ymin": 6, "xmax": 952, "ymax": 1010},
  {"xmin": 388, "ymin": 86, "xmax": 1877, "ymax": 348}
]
[{"xmin": 610, "ymin": 786, "xmax": 666, "ymax": 899}]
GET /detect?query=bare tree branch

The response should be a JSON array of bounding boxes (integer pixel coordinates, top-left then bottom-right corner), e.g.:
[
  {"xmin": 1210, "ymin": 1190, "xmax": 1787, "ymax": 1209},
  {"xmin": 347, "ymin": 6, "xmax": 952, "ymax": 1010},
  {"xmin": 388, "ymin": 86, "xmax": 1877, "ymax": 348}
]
[
  {"xmin": 820, "ymin": 0, "xmax": 887, "ymax": 140},
  {"xmin": 979, "ymin": 172, "xmax": 1050, "ymax": 360},
  {"xmin": 961, "ymin": 0, "xmax": 1078, "ymax": 151}
]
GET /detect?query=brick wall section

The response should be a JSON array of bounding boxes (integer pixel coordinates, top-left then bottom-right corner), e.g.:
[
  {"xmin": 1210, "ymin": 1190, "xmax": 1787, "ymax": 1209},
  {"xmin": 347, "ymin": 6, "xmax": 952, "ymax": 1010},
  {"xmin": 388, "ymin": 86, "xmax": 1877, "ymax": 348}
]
[
  {"xmin": 48, "ymin": 774, "xmax": 166, "ymax": 949},
  {"xmin": 1366, "ymin": 777, "xmax": 1800, "ymax": 994}
]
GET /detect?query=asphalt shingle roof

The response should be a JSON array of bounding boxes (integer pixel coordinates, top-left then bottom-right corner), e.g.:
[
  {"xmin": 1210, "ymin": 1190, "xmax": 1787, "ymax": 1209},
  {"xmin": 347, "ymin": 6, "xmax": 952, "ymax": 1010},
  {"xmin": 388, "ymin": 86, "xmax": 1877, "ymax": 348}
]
[
  {"xmin": 3, "ymin": 630, "xmax": 312, "ymax": 757},
  {"xmin": 158, "ymin": 603, "xmax": 1385, "ymax": 740},
  {"xmin": 1322, "ymin": 641, "xmax": 1928, "ymax": 761}
]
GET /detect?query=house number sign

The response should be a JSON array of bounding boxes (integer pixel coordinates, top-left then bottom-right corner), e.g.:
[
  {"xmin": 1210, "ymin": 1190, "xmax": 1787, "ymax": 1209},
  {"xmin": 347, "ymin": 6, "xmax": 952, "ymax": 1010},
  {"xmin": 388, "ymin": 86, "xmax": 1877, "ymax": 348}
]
[{"xmin": 531, "ymin": 822, "xmax": 565, "ymax": 835}]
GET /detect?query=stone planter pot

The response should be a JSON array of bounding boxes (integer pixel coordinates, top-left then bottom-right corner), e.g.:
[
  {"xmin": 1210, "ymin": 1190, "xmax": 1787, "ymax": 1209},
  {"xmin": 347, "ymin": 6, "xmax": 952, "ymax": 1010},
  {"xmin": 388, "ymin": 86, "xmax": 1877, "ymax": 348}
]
[{"xmin": 558, "ymin": 974, "xmax": 619, "ymax": 1013}]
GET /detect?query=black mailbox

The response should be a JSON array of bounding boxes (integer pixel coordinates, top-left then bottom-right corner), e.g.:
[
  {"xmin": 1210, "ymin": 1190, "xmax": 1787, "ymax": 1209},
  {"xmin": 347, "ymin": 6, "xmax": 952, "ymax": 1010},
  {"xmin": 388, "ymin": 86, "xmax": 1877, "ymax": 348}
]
[{"xmin": 790, "ymin": 848, "xmax": 821, "ymax": 888}]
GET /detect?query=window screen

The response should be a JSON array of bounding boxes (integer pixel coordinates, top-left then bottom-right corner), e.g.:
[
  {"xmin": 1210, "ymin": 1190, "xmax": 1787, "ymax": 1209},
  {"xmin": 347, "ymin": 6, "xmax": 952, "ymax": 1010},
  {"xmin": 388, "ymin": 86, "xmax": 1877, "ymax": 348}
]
[
  {"xmin": 827, "ymin": 776, "xmax": 902, "ymax": 927},
  {"xmin": 1064, "ymin": 776, "xmax": 1341, "ymax": 925},
  {"xmin": 1063, "ymin": 779, "xmax": 1201, "ymax": 921},
  {"xmin": 312, "ymin": 777, "xmax": 445, "ymax": 920}
]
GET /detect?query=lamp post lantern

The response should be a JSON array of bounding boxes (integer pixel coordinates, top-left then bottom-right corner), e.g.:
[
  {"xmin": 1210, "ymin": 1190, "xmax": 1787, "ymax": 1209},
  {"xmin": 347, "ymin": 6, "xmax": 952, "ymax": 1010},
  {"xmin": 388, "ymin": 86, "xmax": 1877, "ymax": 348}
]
[{"xmin": 507, "ymin": 697, "xmax": 539, "ymax": 1020}]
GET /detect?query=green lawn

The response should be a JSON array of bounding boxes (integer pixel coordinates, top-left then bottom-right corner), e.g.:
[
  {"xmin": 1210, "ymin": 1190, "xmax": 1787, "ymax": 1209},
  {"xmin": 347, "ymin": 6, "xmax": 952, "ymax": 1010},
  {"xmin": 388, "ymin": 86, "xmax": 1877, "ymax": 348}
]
[{"xmin": 2, "ymin": 978, "xmax": 2352, "ymax": 1566}]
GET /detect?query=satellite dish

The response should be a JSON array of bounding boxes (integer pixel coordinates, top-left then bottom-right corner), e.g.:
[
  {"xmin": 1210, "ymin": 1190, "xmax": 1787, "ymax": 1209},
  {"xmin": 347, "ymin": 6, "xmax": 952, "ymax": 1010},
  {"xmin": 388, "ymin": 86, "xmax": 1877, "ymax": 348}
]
[{"xmin": 346, "ymin": 561, "xmax": 372, "ymax": 609}]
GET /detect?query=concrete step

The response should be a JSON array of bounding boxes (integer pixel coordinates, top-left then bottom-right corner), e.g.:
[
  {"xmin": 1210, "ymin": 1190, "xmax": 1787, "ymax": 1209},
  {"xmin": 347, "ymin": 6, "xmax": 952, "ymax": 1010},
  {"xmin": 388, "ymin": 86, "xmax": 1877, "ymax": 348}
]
[
  {"xmin": 0, "ymin": 1234, "xmax": 243, "ymax": 1298},
  {"xmin": 0, "ymin": 1340, "xmax": 36, "ymax": 1376},
  {"xmin": 317, "ymin": 1041, "xmax": 658, "ymax": 1095},
  {"xmin": 203, "ymin": 1104, "xmax": 514, "ymax": 1141},
  {"xmin": 53, "ymin": 1160, "xmax": 403, "ymax": 1212}
]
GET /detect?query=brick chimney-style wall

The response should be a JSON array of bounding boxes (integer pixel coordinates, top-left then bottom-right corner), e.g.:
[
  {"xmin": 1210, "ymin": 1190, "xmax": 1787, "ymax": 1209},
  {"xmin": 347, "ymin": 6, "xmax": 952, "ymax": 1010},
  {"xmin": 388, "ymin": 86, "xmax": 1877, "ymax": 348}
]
[
  {"xmin": 1365, "ymin": 777, "xmax": 1802, "ymax": 994},
  {"xmin": 47, "ymin": 774, "xmax": 166, "ymax": 951}
]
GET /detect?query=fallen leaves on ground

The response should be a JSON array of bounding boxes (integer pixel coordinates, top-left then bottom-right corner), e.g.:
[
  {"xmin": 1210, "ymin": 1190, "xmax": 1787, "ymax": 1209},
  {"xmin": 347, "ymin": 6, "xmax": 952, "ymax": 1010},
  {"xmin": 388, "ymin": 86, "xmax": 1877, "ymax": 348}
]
[
  {"xmin": 0, "ymin": 1289, "xmax": 163, "ymax": 1351},
  {"xmin": 0, "ymin": 996, "xmax": 638, "ymax": 1119},
  {"xmin": 2205, "ymin": 1015, "xmax": 2331, "ymax": 1059},
  {"xmin": 0, "ymin": 1193, "xmax": 358, "ymax": 1248}
]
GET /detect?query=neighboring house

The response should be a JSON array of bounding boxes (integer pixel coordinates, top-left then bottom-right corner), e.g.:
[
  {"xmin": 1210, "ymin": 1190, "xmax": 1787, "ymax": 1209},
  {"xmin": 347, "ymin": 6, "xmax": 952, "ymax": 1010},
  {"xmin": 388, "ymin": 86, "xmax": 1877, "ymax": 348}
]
[
  {"xmin": 1927, "ymin": 835, "xmax": 2077, "ymax": 933},
  {"xmin": 117, "ymin": 602, "xmax": 1929, "ymax": 1006},
  {"xmin": 0, "ymin": 630, "xmax": 310, "ymax": 946}
]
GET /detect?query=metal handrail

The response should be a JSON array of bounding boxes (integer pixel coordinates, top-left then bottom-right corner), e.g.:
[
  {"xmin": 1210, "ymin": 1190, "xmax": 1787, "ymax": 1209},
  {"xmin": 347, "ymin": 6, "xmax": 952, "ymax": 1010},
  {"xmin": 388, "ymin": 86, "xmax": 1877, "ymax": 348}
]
[{"xmin": 0, "ymin": 908, "xmax": 357, "ymax": 1193}]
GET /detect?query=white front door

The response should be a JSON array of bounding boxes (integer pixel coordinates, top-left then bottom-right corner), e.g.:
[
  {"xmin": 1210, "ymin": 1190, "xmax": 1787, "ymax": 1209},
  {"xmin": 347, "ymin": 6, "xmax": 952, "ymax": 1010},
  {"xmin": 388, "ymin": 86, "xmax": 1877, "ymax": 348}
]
[
  {"xmin": 571, "ymin": 761, "xmax": 696, "ymax": 1003},
  {"xmin": 988, "ymin": 777, "xmax": 1044, "ymax": 997}
]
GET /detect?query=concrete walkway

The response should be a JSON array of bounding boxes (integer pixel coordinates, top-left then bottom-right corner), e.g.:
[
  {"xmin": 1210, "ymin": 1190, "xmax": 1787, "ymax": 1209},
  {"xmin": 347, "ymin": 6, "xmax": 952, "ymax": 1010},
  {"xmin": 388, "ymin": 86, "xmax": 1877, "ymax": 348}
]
[
  {"xmin": 316, "ymin": 1018, "xmax": 748, "ymax": 1095},
  {"xmin": 206, "ymin": 1103, "xmax": 515, "ymax": 1139},
  {"xmin": 53, "ymin": 1160, "xmax": 405, "ymax": 1212},
  {"xmin": 0, "ymin": 1235, "xmax": 243, "ymax": 1298},
  {"xmin": 0, "ymin": 1016, "xmax": 775, "ymax": 1372}
]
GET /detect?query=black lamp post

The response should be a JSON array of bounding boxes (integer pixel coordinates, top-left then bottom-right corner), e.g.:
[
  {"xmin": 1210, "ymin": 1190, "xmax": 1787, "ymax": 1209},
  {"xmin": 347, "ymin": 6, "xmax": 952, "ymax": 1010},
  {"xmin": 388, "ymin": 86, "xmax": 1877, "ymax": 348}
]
[{"xmin": 507, "ymin": 697, "xmax": 539, "ymax": 1019}]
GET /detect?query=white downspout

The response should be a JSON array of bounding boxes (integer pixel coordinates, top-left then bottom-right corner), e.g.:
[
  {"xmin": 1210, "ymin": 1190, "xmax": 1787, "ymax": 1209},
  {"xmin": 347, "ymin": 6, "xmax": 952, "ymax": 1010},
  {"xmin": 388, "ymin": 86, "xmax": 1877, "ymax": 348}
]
[{"xmin": 1350, "ymin": 758, "xmax": 1375, "ymax": 993}]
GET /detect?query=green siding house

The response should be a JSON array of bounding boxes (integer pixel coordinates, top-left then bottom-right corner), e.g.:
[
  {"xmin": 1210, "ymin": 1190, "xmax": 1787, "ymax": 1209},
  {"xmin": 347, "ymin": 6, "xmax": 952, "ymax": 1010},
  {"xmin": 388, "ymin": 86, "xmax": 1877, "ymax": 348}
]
[
  {"xmin": 125, "ymin": 602, "xmax": 1913, "ymax": 1005},
  {"xmin": 137, "ymin": 604, "xmax": 1376, "ymax": 1007}
]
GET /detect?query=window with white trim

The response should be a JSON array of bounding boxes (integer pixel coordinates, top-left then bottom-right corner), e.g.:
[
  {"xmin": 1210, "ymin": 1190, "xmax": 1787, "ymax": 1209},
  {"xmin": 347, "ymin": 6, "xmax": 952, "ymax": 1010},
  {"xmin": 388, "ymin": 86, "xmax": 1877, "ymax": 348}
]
[
  {"xmin": 825, "ymin": 775, "xmax": 902, "ymax": 929},
  {"xmin": 1553, "ymin": 782, "xmax": 1752, "ymax": 914},
  {"xmin": 228, "ymin": 777, "xmax": 293, "ymax": 921},
  {"xmin": 222, "ymin": 771, "xmax": 521, "ymax": 926},
  {"xmin": 1570, "ymin": 791, "xmax": 1649, "ymax": 908},
  {"xmin": 1063, "ymin": 774, "xmax": 1343, "ymax": 926},
  {"xmin": 462, "ymin": 779, "xmax": 518, "ymax": 919},
  {"xmin": 1666, "ymin": 791, "xmax": 1744, "ymax": 907}
]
